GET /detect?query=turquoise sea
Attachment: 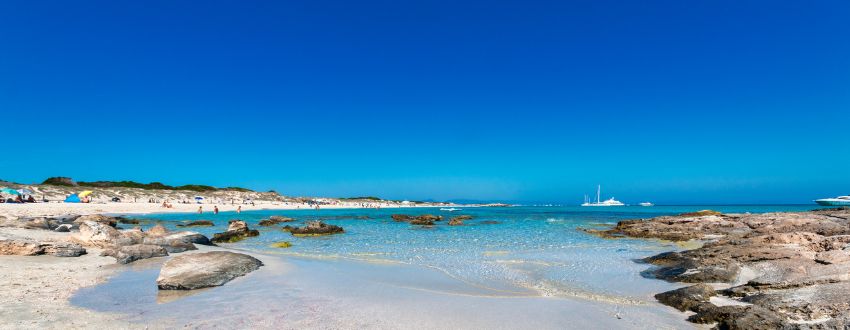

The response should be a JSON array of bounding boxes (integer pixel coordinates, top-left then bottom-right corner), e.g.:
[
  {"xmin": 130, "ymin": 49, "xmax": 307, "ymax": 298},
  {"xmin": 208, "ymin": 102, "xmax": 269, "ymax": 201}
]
[{"xmin": 72, "ymin": 205, "xmax": 819, "ymax": 329}]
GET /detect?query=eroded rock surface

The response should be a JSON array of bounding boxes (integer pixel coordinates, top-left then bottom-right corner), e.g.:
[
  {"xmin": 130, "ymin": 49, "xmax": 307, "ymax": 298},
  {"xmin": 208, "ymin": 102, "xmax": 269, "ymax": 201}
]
[
  {"xmin": 0, "ymin": 237, "xmax": 86, "ymax": 257},
  {"xmin": 287, "ymin": 221, "xmax": 344, "ymax": 236},
  {"xmin": 156, "ymin": 251, "xmax": 263, "ymax": 290},
  {"xmin": 586, "ymin": 208, "xmax": 850, "ymax": 328}
]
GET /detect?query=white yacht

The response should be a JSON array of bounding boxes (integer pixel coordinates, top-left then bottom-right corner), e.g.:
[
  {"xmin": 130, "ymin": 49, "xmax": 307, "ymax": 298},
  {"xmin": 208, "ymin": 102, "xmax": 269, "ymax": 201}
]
[
  {"xmin": 815, "ymin": 195, "xmax": 850, "ymax": 206},
  {"xmin": 581, "ymin": 185, "xmax": 625, "ymax": 207},
  {"xmin": 639, "ymin": 202, "xmax": 654, "ymax": 207}
]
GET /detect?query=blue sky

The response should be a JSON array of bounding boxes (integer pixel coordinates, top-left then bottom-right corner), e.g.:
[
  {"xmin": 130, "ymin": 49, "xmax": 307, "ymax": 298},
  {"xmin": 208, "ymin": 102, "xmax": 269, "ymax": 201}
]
[{"xmin": 1, "ymin": 0, "xmax": 848, "ymax": 204}]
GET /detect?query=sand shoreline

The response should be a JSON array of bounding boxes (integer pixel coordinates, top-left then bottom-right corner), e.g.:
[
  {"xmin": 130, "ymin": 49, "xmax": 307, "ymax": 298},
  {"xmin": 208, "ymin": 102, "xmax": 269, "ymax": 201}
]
[{"xmin": 0, "ymin": 203, "xmax": 389, "ymax": 329}]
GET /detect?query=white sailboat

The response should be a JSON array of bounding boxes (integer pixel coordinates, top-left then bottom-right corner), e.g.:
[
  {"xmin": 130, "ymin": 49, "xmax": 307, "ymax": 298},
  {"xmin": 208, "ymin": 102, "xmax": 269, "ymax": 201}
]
[{"xmin": 581, "ymin": 185, "xmax": 625, "ymax": 207}]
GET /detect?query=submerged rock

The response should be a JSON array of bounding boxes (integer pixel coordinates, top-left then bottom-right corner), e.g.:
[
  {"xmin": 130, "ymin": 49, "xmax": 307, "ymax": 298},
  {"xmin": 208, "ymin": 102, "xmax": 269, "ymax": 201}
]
[
  {"xmin": 211, "ymin": 220, "xmax": 259, "ymax": 243},
  {"xmin": 258, "ymin": 216, "xmax": 295, "ymax": 226},
  {"xmin": 270, "ymin": 241, "xmax": 292, "ymax": 248},
  {"xmin": 176, "ymin": 220, "xmax": 214, "ymax": 228},
  {"xmin": 117, "ymin": 217, "xmax": 140, "ymax": 225},
  {"xmin": 448, "ymin": 215, "xmax": 472, "ymax": 226},
  {"xmin": 391, "ymin": 214, "xmax": 413, "ymax": 222},
  {"xmin": 156, "ymin": 251, "xmax": 263, "ymax": 290},
  {"xmin": 288, "ymin": 221, "xmax": 344, "ymax": 236}
]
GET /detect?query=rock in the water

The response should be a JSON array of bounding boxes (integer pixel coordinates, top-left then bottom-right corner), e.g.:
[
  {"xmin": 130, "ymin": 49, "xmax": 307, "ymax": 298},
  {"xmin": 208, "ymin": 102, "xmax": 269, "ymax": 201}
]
[
  {"xmin": 416, "ymin": 215, "xmax": 442, "ymax": 222},
  {"xmin": 117, "ymin": 217, "xmax": 140, "ymax": 225},
  {"xmin": 449, "ymin": 215, "xmax": 472, "ymax": 226},
  {"xmin": 410, "ymin": 218, "xmax": 435, "ymax": 226},
  {"xmin": 258, "ymin": 216, "xmax": 294, "ymax": 226},
  {"xmin": 391, "ymin": 214, "xmax": 413, "ymax": 222},
  {"xmin": 0, "ymin": 237, "xmax": 86, "ymax": 257},
  {"xmin": 270, "ymin": 241, "xmax": 292, "ymax": 248},
  {"xmin": 176, "ymin": 220, "xmax": 214, "ymax": 228},
  {"xmin": 101, "ymin": 244, "xmax": 168, "ymax": 264},
  {"xmin": 288, "ymin": 221, "xmax": 344, "ymax": 236},
  {"xmin": 211, "ymin": 220, "xmax": 259, "ymax": 243},
  {"xmin": 655, "ymin": 284, "xmax": 716, "ymax": 312},
  {"xmin": 156, "ymin": 251, "xmax": 263, "ymax": 290}
]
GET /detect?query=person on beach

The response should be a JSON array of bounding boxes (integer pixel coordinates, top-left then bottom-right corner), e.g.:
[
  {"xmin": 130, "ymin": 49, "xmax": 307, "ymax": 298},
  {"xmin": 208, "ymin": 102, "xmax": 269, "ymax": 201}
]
[
  {"xmin": 236, "ymin": 206, "xmax": 241, "ymax": 214},
  {"xmin": 198, "ymin": 206, "xmax": 203, "ymax": 214},
  {"xmin": 214, "ymin": 206, "xmax": 219, "ymax": 214}
]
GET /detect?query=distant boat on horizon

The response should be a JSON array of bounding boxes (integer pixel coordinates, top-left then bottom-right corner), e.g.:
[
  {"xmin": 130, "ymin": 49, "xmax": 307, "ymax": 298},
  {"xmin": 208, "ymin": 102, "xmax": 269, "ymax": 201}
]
[
  {"xmin": 581, "ymin": 185, "xmax": 625, "ymax": 207},
  {"xmin": 815, "ymin": 195, "xmax": 850, "ymax": 206},
  {"xmin": 639, "ymin": 202, "xmax": 654, "ymax": 207}
]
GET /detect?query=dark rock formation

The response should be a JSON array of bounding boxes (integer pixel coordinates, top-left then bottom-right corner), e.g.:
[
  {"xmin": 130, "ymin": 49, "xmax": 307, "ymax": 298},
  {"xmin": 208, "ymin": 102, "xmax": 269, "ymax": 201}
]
[
  {"xmin": 288, "ymin": 221, "xmax": 344, "ymax": 236},
  {"xmin": 392, "ymin": 214, "xmax": 442, "ymax": 226},
  {"xmin": 176, "ymin": 220, "xmax": 214, "ymax": 227},
  {"xmin": 449, "ymin": 215, "xmax": 473, "ymax": 226},
  {"xmin": 258, "ymin": 216, "xmax": 294, "ymax": 226},
  {"xmin": 211, "ymin": 220, "xmax": 259, "ymax": 243},
  {"xmin": 156, "ymin": 251, "xmax": 263, "ymax": 290},
  {"xmin": 654, "ymin": 284, "xmax": 716, "ymax": 312},
  {"xmin": 391, "ymin": 214, "xmax": 413, "ymax": 222}
]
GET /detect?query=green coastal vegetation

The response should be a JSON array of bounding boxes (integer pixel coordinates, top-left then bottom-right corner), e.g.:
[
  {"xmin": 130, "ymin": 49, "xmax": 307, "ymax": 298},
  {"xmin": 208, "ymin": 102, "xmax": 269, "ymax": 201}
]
[{"xmin": 41, "ymin": 177, "xmax": 253, "ymax": 192}]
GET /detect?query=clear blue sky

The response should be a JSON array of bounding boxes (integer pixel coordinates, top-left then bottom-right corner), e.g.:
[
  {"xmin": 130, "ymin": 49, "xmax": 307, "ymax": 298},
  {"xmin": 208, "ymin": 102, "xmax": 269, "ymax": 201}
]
[{"xmin": 1, "ymin": 0, "xmax": 848, "ymax": 204}]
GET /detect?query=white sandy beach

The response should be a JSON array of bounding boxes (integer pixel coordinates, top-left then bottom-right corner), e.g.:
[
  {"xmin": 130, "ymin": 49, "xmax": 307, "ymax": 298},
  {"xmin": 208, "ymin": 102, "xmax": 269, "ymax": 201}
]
[{"xmin": 0, "ymin": 201, "xmax": 436, "ymax": 219}]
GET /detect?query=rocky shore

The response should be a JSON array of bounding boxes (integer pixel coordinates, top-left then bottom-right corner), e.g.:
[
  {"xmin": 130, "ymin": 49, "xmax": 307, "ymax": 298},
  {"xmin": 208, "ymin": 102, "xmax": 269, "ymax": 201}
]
[
  {"xmin": 585, "ymin": 208, "xmax": 850, "ymax": 329},
  {"xmin": 0, "ymin": 210, "xmax": 272, "ymax": 328}
]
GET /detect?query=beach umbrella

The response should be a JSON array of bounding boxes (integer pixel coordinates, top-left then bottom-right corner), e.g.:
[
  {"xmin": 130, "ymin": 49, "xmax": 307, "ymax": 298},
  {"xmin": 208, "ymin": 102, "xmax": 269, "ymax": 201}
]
[
  {"xmin": 17, "ymin": 188, "xmax": 34, "ymax": 195},
  {"xmin": 79, "ymin": 191, "xmax": 94, "ymax": 197},
  {"xmin": 194, "ymin": 196, "xmax": 204, "ymax": 200},
  {"xmin": 0, "ymin": 188, "xmax": 21, "ymax": 195}
]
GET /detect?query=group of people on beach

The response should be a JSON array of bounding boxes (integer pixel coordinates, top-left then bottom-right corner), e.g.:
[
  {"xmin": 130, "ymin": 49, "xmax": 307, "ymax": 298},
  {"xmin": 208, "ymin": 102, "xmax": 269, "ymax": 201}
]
[
  {"xmin": 1, "ymin": 194, "xmax": 37, "ymax": 203},
  {"xmin": 196, "ymin": 205, "xmax": 240, "ymax": 214}
]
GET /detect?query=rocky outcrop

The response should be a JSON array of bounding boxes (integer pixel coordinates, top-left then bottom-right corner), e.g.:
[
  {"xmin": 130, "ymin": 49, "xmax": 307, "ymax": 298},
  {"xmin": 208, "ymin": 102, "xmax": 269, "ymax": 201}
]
[
  {"xmin": 258, "ymin": 216, "xmax": 294, "ymax": 226},
  {"xmin": 74, "ymin": 214, "xmax": 119, "ymax": 228},
  {"xmin": 156, "ymin": 251, "xmax": 263, "ymax": 290},
  {"xmin": 392, "ymin": 214, "xmax": 443, "ymax": 226},
  {"xmin": 176, "ymin": 220, "xmax": 214, "ymax": 228},
  {"xmin": 654, "ymin": 284, "xmax": 716, "ymax": 312},
  {"xmin": 588, "ymin": 208, "xmax": 850, "ymax": 328},
  {"xmin": 211, "ymin": 220, "xmax": 259, "ymax": 243},
  {"xmin": 287, "ymin": 221, "xmax": 343, "ymax": 236},
  {"xmin": 391, "ymin": 214, "xmax": 413, "ymax": 222},
  {"xmin": 448, "ymin": 215, "xmax": 472, "ymax": 226},
  {"xmin": 0, "ymin": 237, "xmax": 86, "ymax": 257},
  {"xmin": 71, "ymin": 221, "xmax": 134, "ymax": 248},
  {"xmin": 101, "ymin": 244, "xmax": 168, "ymax": 264},
  {"xmin": 70, "ymin": 219, "xmax": 210, "ymax": 263}
]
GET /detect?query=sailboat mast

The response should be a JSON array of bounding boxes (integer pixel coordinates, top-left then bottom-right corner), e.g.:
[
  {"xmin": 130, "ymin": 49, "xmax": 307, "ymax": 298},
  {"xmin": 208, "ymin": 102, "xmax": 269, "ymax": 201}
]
[{"xmin": 597, "ymin": 185, "xmax": 601, "ymax": 203}]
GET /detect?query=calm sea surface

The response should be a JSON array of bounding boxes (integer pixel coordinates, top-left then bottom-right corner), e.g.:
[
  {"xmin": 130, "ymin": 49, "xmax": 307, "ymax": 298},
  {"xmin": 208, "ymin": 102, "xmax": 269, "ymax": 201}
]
[{"xmin": 130, "ymin": 204, "xmax": 818, "ymax": 302}]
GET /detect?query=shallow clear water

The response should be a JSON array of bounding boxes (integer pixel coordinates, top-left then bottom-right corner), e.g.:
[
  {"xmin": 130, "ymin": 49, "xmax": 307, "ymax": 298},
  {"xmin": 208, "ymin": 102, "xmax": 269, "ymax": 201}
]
[{"xmin": 125, "ymin": 205, "xmax": 819, "ymax": 302}]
